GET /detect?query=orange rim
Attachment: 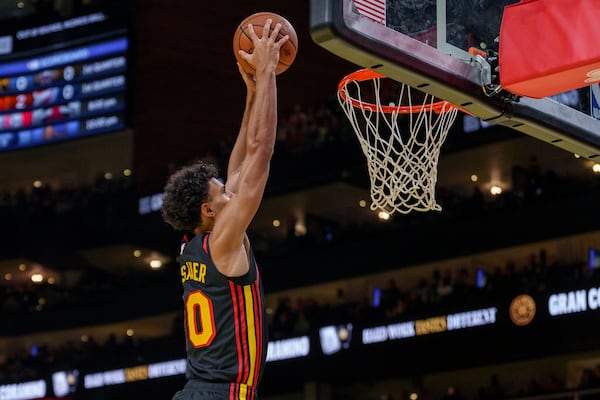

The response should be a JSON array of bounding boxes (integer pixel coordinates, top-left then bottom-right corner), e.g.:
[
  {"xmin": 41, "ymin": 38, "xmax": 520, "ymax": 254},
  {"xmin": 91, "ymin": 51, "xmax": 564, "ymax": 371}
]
[{"xmin": 337, "ymin": 68, "xmax": 456, "ymax": 114}]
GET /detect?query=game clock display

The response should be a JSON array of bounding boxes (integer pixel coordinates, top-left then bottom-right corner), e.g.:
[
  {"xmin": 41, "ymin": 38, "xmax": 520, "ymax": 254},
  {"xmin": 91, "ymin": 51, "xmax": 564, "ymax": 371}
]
[{"xmin": 0, "ymin": 11, "xmax": 130, "ymax": 152}]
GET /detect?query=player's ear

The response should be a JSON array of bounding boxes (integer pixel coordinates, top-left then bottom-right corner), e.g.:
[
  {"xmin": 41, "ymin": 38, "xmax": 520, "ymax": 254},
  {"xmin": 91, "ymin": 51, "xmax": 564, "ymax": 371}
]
[{"xmin": 201, "ymin": 202, "xmax": 215, "ymax": 217}]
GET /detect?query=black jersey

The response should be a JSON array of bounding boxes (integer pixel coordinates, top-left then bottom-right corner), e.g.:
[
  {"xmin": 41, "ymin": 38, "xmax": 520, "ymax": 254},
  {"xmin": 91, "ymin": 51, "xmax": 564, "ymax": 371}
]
[{"xmin": 178, "ymin": 232, "xmax": 267, "ymax": 399}]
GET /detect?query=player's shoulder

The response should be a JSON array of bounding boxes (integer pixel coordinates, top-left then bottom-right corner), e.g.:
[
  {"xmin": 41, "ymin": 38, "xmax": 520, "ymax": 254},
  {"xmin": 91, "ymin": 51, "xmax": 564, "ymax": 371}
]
[{"xmin": 181, "ymin": 231, "xmax": 212, "ymax": 257}]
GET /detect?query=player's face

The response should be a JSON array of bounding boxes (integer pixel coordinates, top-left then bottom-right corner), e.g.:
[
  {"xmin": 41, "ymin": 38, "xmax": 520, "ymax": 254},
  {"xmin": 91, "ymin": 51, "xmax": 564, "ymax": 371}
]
[{"xmin": 207, "ymin": 178, "xmax": 232, "ymax": 214}]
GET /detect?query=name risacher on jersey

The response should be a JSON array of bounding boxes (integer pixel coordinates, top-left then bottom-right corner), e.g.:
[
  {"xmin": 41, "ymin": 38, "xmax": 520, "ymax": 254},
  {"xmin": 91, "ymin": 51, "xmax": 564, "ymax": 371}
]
[{"xmin": 181, "ymin": 261, "xmax": 206, "ymax": 284}]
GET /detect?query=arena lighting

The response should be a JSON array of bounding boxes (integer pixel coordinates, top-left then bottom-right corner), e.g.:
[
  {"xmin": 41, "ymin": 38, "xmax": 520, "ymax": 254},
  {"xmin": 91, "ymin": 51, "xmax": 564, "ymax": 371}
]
[
  {"xmin": 144, "ymin": 251, "xmax": 169, "ymax": 269},
  {"xmin": 490, "ymin": 185, "xmax": 503, "ymax": 195},
  {"xmin": 138, "ymin": 192, "xmax": 164, "ymax": 215},
  {"xmin": 294, "ymin": 220, "xmax": 307, "ymax": 236},
  {"xmin": 0, "ymin": 0, "xmax": 34, "ymax": 20},
  {"xmin": 377, "ymin": 211, "xmax": 390, "ymax": 220}
]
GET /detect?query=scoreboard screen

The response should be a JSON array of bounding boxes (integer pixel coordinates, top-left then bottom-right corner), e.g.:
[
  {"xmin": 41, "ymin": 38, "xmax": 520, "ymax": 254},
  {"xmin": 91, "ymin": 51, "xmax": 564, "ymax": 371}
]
[{"xmin": 0, "ymin": 9, "xmax": 131, "ymax": 152}]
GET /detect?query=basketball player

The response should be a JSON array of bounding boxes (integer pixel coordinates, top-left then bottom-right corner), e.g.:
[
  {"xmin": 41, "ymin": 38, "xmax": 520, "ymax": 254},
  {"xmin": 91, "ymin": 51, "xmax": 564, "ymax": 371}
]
[{"xmin": 161, "ymin": 20, "xmax": 289, "ymax": 400}]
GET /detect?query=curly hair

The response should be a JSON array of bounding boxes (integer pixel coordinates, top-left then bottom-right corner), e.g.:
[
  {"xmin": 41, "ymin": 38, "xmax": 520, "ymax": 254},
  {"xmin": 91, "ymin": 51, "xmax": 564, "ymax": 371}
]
[{"xmin": 161, "ymin": 161, "xmax": 219, "ymax": 231}]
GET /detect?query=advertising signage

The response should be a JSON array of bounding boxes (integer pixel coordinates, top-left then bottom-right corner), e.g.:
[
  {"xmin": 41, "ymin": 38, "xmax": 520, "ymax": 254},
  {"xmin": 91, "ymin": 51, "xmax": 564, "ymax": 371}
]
[
  {"xmin": 361, "ymin": 307, "xmax": 498, "ymax": 345},
  {"xmin": 547, "ymin": 287, "xmax": 600, "ymax": 316},
  {"xmin": 4, "ymin": 285, "xmax": 600, "ymax": 398},
  {"xmin": 0, "ymin": 380, "xmax": 45, "ymax": 400}
]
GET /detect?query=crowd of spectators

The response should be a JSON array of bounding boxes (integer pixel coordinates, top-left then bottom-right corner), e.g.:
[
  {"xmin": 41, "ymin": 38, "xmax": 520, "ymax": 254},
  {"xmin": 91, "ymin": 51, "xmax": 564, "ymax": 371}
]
[
  {"xmin": 266, "ymin": 249, "xmax": 597, "ymax": 338},
  {"xmin": 1, "ymin": 100, "xmax": 598, "ymax": 258},
  {"xmin": 0, "ymin": 173, "xmax": 137, "ymax": 257}
]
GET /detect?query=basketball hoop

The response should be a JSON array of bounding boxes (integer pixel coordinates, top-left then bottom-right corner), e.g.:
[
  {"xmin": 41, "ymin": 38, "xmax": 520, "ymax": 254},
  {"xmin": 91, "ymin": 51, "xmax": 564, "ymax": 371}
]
[{"xmin": 337, "ymin": 68, "xmax": 459, "ymax": 215}]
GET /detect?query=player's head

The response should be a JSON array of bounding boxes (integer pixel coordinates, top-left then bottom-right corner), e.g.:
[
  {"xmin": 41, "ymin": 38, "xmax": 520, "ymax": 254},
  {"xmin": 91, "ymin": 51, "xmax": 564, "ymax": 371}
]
[{"xmin": 161, "ymin": 160, "xmax": 219, "ymax": 231}]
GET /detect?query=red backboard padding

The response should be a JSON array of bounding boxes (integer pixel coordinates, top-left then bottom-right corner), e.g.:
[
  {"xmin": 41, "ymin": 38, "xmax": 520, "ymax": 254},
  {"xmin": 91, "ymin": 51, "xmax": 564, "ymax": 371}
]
[{"xmin": 499, "ymin": 0, "xmax": 600, "ymax": 98}]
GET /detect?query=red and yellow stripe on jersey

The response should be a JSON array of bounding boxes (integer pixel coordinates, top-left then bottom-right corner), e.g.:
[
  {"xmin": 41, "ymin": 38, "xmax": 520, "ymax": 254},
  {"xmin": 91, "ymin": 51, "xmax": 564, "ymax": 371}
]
[{"xmin": 229, "ymin": 272, "xmax": 264, "ymax": 392}]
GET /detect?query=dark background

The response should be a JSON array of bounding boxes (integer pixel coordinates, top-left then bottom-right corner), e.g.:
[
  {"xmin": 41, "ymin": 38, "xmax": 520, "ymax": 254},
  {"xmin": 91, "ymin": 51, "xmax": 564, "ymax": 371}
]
[{"xmin": 132, "ymin": 1, "xmax": 356, "ymax": 194}]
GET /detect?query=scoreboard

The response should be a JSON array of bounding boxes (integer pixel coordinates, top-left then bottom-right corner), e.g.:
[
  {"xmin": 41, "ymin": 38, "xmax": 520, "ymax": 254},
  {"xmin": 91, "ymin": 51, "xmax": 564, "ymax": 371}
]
[{"xmin": 0, "ymin": 9, "xmax": 131, "ymax": 152}]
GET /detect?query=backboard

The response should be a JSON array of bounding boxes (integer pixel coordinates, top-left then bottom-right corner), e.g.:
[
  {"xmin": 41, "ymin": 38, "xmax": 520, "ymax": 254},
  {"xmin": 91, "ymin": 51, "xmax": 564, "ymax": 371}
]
[{"xmin": 310, "ymin": 0, "xmax": 600, "ymax": 160}]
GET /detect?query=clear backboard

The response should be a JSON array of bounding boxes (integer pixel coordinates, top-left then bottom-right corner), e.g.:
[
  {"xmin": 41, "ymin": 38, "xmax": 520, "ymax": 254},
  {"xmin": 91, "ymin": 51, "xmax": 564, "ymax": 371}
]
[{"xmin": 310, "ymin": 0, "xmax": 600, "ymax": 160}]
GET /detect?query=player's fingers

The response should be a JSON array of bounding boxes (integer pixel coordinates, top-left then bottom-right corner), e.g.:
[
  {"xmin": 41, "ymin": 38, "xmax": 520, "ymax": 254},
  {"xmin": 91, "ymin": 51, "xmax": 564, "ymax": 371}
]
[
  {"xmin": 262, "ymin": 19, "xmax": 272, "ymax": 39},
  {"xmin": 270, "ymin": 22, "xmax": 282, "ymax": 41},
  {"xmin": 275, "ymin": 34, "xmax": 289, "ymax": 48},
  {"xmin": 238, "ymin": 49, "xmax": 251, "ymax": 63},
  {"xmin": 246, "ymin": 23, "xmax": 259, "ymax": 41}
]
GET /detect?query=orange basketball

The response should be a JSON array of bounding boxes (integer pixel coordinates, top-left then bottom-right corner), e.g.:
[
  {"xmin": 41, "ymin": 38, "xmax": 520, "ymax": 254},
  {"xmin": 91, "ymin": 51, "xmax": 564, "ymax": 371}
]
[{"xmin": 233, "ymin": 12, "xmax": 298, "ymax": 75}]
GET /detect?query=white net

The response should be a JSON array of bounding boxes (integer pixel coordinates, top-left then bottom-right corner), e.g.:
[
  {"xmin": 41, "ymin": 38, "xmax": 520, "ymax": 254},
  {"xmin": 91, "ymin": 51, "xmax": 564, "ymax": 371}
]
[{"xmin": 338, "ymin": 70, "xmax": 459, "ymax": 215}]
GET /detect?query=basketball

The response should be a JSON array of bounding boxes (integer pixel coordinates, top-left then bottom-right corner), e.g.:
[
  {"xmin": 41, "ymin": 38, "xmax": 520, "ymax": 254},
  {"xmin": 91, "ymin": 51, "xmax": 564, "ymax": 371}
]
[{"xmin": 233, "ymin": 12, "xmax": 298, "ymax": 75}]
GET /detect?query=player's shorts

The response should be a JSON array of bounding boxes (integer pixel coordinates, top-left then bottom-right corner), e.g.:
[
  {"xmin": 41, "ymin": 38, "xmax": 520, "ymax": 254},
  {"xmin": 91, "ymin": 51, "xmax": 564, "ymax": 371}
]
[{"xmin": 172, "ymin": 379, "xmax": 258, "ymax": 400}]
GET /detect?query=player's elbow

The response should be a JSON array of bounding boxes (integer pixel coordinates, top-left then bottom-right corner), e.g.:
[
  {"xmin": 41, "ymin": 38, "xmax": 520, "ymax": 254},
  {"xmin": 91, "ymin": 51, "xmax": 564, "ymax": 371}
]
[{"xmin": 249, "ymin": 140, "xmax": 274, "ymax": 161}]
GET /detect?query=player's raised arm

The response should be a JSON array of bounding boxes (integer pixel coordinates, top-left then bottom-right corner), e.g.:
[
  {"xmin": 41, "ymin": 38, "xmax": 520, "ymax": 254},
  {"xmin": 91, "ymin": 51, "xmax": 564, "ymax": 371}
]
[
  {"xmin": 225, "ymin": 63, "xmax": 255, "ymax": 193},
  {"xmin": 209, "ymin": 20, "xmax": 289, "ymax": 276}
]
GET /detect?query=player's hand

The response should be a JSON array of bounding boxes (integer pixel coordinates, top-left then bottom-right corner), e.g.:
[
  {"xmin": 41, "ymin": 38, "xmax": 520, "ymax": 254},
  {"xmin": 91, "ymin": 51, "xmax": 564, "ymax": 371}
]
[
  {"xmin": 239, "ymin": 19, "xmax": 289, "ymax": 75},
  {"xmin": 237, "ymin": 62, "xmax": 255, "ymax": 93}
]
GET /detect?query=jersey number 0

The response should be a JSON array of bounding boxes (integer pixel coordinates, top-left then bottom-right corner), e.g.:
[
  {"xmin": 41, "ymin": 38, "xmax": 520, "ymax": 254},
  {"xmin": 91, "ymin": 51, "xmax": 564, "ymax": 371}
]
[{"xmin": 185, "ymin": 290, "xmax": 216, "ymax": 348}]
